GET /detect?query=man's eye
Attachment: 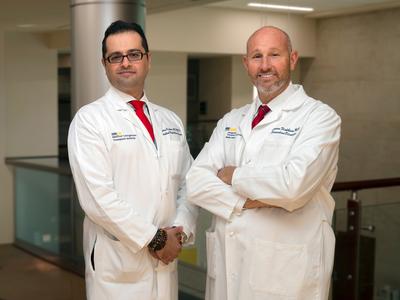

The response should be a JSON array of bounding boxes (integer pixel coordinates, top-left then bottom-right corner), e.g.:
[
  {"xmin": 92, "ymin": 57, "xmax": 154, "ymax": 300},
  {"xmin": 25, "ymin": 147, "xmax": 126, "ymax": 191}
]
[
  {"xmin": 128, "ymin": 52, "xmax": 142, "ymax": 60},
  {"xmin": 252, "ymin": 54, "xmax": 262, "ymax": 59},
  {"xmin": 110, "ymin": 54, "xmax": 123, "ymax": 61}
]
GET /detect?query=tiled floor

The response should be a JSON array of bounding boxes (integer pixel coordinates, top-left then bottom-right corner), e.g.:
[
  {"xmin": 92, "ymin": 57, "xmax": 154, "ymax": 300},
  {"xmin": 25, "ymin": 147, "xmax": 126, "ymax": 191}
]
[{"xmin": 0, "ymin": 244, "xmax": 200, "ymax": 300}]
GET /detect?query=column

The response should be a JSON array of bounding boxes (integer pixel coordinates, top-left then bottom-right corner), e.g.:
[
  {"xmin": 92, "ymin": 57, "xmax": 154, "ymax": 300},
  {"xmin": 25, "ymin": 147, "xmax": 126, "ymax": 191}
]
[{"xmin": 71, "ymin": 0, "xmax": 146, "ymax": 112}]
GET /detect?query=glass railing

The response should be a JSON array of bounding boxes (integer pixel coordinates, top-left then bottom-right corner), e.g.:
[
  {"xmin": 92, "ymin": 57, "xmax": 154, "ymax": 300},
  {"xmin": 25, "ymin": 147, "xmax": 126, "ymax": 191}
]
[
  {"xmin": 6, "ymin": 156, "xmax": 400, "ymax": 300},
  {"xmin": 331, "ymin": 183, "xmax": 400, "ymax": 300},
  {"xmin": 7, "ymin": 157, "xmax": 84, "ymax": 274}
]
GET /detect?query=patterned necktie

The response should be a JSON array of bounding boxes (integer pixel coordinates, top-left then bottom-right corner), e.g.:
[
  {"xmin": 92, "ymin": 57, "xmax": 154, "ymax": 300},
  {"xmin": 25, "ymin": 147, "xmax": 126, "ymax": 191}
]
[
  {"xmin": 129, "ymin": 100, "xmax": 155, "ymax": 141},
  {"xmin": 251, "ymin": 105, "xmax": 271, "ymax": 129}
]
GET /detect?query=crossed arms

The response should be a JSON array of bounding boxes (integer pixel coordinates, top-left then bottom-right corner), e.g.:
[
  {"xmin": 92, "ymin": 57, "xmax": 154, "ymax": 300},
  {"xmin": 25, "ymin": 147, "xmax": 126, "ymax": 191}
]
[{"xmin": 217, "ymin": 166, "xmax": 273, "ymax": 209}]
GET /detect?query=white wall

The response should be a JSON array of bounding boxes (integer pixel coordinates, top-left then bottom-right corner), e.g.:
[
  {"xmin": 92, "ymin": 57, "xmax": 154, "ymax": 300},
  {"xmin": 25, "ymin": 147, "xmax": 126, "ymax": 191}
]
[
  {"xmin": 0, "ymin": 31, "xmax": 58, "ymax": 244},
  {"xmin": 231, "ymin": 55, "xmax": 253, "ymax": 109},
  {"xmin": 147, "ymin": 6, "xmax": 316, "ymax": 57},
  {"xmin": 5, "ymin": 32, "xmax": 58, "ymax": 157},
  {"xmin": 44, "ymin": 6, "xmax": 316, "ymax": 57},
  {"xmin": 302, "ymin": 9, "xmax": 400, "ymax": 183},
  {"xmin": 145, "ymin": 51, "xmax": 187, "ymax": 124}
]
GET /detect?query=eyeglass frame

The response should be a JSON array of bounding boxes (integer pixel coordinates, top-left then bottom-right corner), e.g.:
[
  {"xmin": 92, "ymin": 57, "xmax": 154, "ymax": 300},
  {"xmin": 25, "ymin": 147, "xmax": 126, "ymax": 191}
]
[{"xmin": 105, "ymin": 50, "xmax": 148, "ymax": 64}]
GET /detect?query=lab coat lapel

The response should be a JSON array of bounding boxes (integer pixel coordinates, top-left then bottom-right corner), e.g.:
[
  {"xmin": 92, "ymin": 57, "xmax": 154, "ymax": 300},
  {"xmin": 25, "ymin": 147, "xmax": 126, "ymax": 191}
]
[
  {"xmin": 147, "ymin": 102, "xmax": 162, "ymax": 155},
  {"xmin": 256, "ymin": 109, "xmax": 281, "ymax": 128},
  {"xmin": 114, "ymin": 102, "xmax": 144, "ymax": 134},
  {"xmin": 106, "ymin": 87, "xmax": 155, "ymax": 145},
  {"xmin": 106, "ymin": 87, "xmax": 142, "ymax": 131},
  {"xmin": 239, "ymin": 103, "xmax": 254, "ymax": 143},
  {"xmin": 249, "ymin": 84, "xmax": 307, "ymax": 130}
]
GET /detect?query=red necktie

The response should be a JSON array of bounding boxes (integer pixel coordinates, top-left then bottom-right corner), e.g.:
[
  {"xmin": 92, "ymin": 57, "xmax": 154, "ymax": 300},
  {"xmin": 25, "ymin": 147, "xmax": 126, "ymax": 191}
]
[
  {"xmin": 251, "ymin": 105, "xmax": 271, "ymax": 129},
  {"xmin": 129, "ymin": 100, "xmax": 155, "ymax": 141}
]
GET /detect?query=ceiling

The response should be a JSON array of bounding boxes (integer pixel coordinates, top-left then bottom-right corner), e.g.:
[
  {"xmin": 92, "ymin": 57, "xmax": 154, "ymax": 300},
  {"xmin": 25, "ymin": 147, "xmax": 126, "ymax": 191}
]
[
  {"xmin": 0, "ymin": 0, "xmax": 399, "ymax": 32},
  {"xmin": 210, "ymin": 0, "xmax": 400, "ymax": 17}
]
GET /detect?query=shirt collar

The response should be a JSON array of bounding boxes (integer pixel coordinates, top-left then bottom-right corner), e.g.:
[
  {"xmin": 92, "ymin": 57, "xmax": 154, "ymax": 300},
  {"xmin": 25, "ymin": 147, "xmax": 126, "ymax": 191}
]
[
  {"xmin": 255, "ymin": 82, "xmax": 296, "ymax": 114},
  {"xmin": 108, "ymin": 85, "xmax": 149, "ymax": 106}
]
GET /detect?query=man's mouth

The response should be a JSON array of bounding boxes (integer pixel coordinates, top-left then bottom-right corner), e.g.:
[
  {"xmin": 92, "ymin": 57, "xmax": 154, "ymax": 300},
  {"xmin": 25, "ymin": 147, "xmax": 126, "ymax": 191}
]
[
  {"xmin": 118, "ymin": 70, "xmax": 135, "ymax": 77},
  {"xmin": 258, "ymin": 73, "xmax": 276, "ymax": 79}
]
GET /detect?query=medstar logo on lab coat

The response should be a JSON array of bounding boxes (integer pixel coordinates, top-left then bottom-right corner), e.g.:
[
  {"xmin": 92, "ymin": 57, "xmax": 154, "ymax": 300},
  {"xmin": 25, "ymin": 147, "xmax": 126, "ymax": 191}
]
[
  {"xmin": 225, "ymin": 127, "xmax": 241, "ymax": 139},
  {"xmin": 111, "ymin": 131, "xmax": 136, "ymax": 141}
]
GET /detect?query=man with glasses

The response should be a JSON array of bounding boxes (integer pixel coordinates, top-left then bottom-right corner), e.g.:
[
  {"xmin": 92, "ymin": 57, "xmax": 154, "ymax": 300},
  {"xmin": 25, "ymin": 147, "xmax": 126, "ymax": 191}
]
[{"xmin": 68, "ymin": 20, "xmax": 197, "ymax": 300}]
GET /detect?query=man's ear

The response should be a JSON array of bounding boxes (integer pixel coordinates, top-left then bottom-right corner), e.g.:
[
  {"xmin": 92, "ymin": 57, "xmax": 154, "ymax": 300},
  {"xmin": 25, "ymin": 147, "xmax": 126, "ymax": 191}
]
[
  {"xmin": 290, "ymin": 50, "xmax": 299, "ymax": 71},
  {"xmin": 147, "ymin": 52, "xmax": 152, "ymax": 69},
  {"xmin": 242, "ymin": 55, "xmax": 249, "ymax": 73}
]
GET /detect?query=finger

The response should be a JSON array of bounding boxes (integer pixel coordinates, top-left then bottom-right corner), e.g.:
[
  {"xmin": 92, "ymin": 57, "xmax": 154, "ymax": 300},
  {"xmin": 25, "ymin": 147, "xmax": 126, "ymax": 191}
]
[
  {"xmin": 171, "ymin": 226, "xmax": 183, "ymax": 233},
  {"xmin": 175, "ymin": 232, "xmax": 183, "ymax": 243}
]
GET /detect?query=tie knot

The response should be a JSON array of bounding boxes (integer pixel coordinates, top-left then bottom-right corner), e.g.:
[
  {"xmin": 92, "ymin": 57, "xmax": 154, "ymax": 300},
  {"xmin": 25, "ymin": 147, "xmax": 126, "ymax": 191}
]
[
  {"xmin": 129, "ymin": 100, "xmax": 145, "ymax": 111},
  {"xmin": 258, "ymin": 105, "xmax": 270, "ymax": 116},
  {"xmin": 252, "ymin": 104, "xmax": 271, "ymax": 129}
]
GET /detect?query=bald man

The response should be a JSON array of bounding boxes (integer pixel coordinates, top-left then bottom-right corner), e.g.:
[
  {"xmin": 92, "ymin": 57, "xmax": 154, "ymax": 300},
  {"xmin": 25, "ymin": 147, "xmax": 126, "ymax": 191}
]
[{"xmin": 187, "ymin": 26, "xmax": 341, "ymax": 300}]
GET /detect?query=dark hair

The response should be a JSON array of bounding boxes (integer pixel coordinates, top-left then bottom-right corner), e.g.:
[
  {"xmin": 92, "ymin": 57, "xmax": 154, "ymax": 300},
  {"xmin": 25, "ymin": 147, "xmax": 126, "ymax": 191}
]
[{"xmin": 102, "ymin": 20, "xmax": 149, "ymax": 58}]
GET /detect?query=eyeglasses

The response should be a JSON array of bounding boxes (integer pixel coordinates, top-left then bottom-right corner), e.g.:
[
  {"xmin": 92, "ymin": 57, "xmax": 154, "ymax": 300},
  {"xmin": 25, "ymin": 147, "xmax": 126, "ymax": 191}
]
[{"xmin": 105, "ymin": 51, "xmax": 148, "ymax": 64}]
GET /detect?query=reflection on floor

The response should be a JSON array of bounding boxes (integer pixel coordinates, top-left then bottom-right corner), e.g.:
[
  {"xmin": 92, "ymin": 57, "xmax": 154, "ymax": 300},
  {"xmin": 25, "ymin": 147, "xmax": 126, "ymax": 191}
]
[
  {"xmin": 0, "ymin": 245, "xmax": 200, "ymax": 300},
  {"xmin": 0, "ymin": 244, "xmax": 85, "ymax": 300}
]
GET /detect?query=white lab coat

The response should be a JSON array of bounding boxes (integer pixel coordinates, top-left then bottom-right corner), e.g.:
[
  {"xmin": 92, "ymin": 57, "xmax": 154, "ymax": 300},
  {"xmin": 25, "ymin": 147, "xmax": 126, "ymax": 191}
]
[
  {"xmin": 68, "ymin": 87, "xmax": 198, "ymax": 300},
  {"xmin": 187, "ymin": 84, "xmax": 341, "ymax": 300}
]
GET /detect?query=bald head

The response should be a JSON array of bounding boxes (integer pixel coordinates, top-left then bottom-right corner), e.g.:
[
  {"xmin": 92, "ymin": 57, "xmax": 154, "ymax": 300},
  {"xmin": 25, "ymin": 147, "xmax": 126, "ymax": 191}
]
[
  {"xmin": 246, "ymin": 26, "xmax": 293, "ymax": 54},
  {"xmin": 243, "ymin": 25, "xmax": 298, "ymax": 103}
]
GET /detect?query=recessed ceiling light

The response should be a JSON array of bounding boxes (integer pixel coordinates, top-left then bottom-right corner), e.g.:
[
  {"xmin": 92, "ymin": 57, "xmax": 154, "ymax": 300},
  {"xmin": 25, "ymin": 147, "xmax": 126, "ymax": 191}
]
[{"xmin": 248, "ymin": 2, "xmax": 314, "ymax": 12}]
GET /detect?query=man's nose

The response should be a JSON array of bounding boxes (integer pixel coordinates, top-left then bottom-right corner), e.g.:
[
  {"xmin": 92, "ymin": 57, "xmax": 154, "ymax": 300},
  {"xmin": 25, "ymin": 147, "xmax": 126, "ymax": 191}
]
[
  {"xmin": 121, "ymin": 56, "xmax": 131, "ymax": 67},
  {"xmin": 260, "ymin": 57, "xmax": 271, "ymax": 70}
]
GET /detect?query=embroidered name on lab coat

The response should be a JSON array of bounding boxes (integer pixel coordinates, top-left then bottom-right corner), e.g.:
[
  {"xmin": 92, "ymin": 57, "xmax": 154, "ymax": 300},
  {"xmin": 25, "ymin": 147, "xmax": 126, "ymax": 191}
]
[
  {"xmin": 111, "ymin": 131, "xmax": 137, "ymax": 141},
  {"xmin": 271, "ymin": 127, "xmax": 300, "ymax": 136},
  {"xmin": 162, "ymin": 127, "xmax": 182, "ymax": 136},
  {"xmin": 225, "ymin": 127, "xmax": 241, "ymax": 139}
]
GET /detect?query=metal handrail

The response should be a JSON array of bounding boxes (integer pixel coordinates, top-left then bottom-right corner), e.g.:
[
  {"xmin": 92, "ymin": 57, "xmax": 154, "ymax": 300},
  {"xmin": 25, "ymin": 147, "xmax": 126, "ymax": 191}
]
[{"xmin": 332, "ymin": 177, "xmax": 400, "ymax": 192}]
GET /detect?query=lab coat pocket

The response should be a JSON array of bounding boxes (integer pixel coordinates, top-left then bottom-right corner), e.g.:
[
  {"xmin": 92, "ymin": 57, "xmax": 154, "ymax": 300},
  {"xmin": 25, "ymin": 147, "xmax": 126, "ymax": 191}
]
[
  {"xmin": 249, "ymin": 238, "xmax": 307, "ymax": 296},
  {"xmin": 205, "ymin": 231, "xmax": 217, "ymax": 279},
  {"xmin": 100, "ymin": 235, "xmax": 150, "ymax": 283},
  {"xmin": 156, "ymin": 260, "xmax": 178, "ymax": 300}
]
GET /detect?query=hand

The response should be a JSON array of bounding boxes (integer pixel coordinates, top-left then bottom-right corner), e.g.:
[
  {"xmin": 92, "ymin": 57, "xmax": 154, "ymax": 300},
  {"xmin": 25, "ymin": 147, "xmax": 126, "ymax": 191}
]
[
  {"xmin": 155, "ymin": 226, "xmax": 183, "ymax": 265},
  {"xmin": 217, "ymin": 166, "xmax": 236, "ymax": 185},
  {"xmin": 243, "ymin": 199, "xmax": 274, "ymax": 209}
]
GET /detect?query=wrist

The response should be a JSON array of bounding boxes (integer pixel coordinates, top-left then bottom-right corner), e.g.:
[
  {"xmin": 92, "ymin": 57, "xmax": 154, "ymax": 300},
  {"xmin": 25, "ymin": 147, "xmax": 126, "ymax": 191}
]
[{"xmin": 148, "ymin": 228, "xmax": 167, "ymax": 252}]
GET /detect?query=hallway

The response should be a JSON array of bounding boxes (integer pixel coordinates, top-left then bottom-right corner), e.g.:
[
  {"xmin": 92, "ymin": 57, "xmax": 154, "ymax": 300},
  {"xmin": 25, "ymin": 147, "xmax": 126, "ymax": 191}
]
[
  {"xmin": 0, "ymin": 245, "xmax": 200, "ymax": 300},
  {"xmin": 0, "ymin": 245, "xmax": 85, "ymax": 300}
]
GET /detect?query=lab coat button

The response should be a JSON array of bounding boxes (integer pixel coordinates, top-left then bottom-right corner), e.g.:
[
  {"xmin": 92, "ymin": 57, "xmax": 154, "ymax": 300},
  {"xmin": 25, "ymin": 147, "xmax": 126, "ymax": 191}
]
[{"xmin": 229, "ymin": 231, "xmax": 235, "ymax": 237}]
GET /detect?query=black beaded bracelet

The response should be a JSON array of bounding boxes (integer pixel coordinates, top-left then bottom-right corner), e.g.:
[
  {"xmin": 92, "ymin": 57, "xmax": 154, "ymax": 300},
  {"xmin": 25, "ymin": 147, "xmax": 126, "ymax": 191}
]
[{"xmin": 148, "ymin": 228, "xmax": 167, "ymax": 252}]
